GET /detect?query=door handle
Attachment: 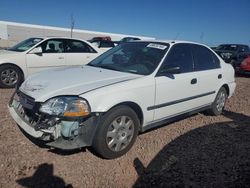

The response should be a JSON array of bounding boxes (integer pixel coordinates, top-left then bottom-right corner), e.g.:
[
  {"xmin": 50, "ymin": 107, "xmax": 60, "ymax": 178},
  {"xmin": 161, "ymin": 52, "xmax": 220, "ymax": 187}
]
[
  {"xmin": 218, "ymin": 74, "xmax": 222, "ymax": 79},
  {"xmin": 58, "ymin": 57, "xmax": 64, "ymax": 59},
  {"xmin": 191, "ymin": 78, "xmax": 197, "ymax": 84}
]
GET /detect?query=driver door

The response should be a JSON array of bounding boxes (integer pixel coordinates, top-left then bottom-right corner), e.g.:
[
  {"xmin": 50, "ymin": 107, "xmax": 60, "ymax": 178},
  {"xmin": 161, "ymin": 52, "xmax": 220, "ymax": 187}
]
[
  {"xmin": 153, "ymin": 43, "xmax": 201, "ymax": 121},
  {"xmin": 26, "ymin": 39, "xmax": 66, "ymax": 75}
]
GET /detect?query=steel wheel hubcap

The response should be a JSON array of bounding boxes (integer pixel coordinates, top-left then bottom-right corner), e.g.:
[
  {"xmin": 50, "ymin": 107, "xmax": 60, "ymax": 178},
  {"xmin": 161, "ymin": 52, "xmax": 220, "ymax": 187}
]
[
  {"xmin": 1, "ymin": 69, "xmax": 18, "ymax": 86},
  {"xmin": 216, "ymin": 91, "xmax": 226, "ymax": 112},
  {"xmin": 106, "ymin": 116, "xmax": 134, "ymax": 152}
]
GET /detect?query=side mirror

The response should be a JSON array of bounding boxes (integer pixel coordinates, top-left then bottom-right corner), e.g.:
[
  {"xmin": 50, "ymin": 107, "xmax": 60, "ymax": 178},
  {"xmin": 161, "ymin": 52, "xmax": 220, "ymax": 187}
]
[
  {"xmin": 30, "ymin": 46, "xmax": 42, "ymax": 54},
  {"xmin": 158, "ymin": 66, "xmax": 181, "ymax": 76}
]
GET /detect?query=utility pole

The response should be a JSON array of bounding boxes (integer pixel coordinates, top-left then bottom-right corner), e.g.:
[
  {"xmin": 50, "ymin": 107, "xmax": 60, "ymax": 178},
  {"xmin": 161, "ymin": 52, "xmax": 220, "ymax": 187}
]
[{"xmin": 70, "ymin": 14, "xmax": 75, "ymax": 38}]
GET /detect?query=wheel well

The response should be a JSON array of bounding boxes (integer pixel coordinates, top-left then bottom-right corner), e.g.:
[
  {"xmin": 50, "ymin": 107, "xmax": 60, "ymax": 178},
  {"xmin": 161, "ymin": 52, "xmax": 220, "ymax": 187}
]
[
  {"xmin": 111, "ymin": 102, "xmax": 144, "ymax": 130},
  {"xmin": 222, "ymin": 84, "xmax": 230, "ymax": 96},
  {"xmin": 0, "ymin": 63, "xmax": 24, "ymax": 81}
]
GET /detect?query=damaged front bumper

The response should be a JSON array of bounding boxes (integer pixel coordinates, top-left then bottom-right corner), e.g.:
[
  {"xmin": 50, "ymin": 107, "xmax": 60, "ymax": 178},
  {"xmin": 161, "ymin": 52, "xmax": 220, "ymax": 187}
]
[{"xmin": 8, "ymin": 91, "xmax": 100, "ymax": 150}]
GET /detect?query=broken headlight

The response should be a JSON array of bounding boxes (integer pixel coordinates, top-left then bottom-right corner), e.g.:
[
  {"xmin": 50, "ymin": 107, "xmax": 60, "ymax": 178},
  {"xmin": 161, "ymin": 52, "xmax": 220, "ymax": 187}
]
[{"xmin": 39, "ymin": 97, "xmax": 90, "ymax": 117}]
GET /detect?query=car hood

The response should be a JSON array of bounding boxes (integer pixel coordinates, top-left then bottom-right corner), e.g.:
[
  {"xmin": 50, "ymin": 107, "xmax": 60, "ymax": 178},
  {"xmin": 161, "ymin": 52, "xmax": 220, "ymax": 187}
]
[
  {"xmin": 0, "ymin": 50, "xmax": 22, "ymax": 58},
  {"xmin": 19, "ymin": 65, "xmax": 142, "ymax": 102}
]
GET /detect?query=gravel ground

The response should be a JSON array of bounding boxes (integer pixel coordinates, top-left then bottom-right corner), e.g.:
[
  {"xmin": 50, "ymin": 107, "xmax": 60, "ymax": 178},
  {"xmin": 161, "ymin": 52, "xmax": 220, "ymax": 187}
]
[{"xmin": 0, "ymin": 76, "xmax": 249, "ymax": 188}]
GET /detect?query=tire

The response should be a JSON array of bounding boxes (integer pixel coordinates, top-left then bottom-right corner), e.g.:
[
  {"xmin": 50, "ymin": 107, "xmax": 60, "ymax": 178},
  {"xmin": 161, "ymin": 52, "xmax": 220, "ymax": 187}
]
[
  {"xmin": 0, "ymin": 65, "xmax": 23, "ymax": 88},
  {"xmin": 207, "ymin": 87, "xmax": 227, "ymax": 116},
  {"xmin": 92, "ymin": 105, "xmax": 139, "ymax": 159}
]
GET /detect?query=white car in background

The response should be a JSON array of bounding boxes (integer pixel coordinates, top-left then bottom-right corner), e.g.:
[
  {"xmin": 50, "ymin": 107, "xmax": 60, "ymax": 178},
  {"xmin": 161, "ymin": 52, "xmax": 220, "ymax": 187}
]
[
  {"xmin": 8, "ymin": 40, "xmax": 236, "ymax": 159},
  {"xmin": 0, "ymin": 37, "xmax": 101, "ymax": 88}
]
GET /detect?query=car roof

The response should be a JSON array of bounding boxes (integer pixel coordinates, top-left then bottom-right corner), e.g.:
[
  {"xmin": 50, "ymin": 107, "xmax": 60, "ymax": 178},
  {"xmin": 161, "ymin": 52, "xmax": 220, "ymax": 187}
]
[
  {"xmin": 129, "ymin": 39, "xmax": 212, "ymax": 48},
  {"xmin": 218, "ymin": 44, "xmax": 249, "ymax": 47},
  {"xmin": 42, "ymin": 36, "xmax": 89, "ymax": 42}
]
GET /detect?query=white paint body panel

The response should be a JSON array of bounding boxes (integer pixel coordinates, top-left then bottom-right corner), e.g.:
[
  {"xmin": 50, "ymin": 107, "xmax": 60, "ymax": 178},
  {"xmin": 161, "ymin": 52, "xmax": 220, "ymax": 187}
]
[
  {"xmin": 154, "ymin": 72, "xmax": 204, "ymax": 120},
  {"xmin": 19, "ymin": 66, "xmax": 142, "ymax": 102},
  {"xmin": 26, "ymin": 53, "xmax": 67, "ymax": 75}
]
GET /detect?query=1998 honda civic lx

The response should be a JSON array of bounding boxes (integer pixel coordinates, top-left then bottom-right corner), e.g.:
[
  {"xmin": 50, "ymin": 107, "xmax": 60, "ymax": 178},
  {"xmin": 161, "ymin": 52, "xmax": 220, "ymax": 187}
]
[{"xmin": 8, "ymin": 40, "xmax": 236, "ymax": 159}]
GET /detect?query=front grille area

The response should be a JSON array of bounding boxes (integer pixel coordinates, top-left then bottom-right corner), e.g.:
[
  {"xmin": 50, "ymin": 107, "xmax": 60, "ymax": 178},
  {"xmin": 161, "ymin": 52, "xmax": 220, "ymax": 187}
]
[{"xmin": 17, "ymin": 91, "xmax": 35, "ymax": 110}]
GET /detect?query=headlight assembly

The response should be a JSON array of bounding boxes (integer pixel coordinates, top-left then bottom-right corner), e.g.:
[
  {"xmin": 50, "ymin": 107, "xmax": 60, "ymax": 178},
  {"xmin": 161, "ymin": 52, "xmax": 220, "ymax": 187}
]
[{"xmin": 39, "ymin": 97, "xmax": 90, "ymax": 117}]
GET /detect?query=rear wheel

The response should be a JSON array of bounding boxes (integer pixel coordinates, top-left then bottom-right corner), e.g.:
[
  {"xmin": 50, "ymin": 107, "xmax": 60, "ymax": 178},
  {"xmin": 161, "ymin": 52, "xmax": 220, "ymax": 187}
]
[
  {"xmin": 92, "ymin": 105, "xmax": 139, "ymax": 159},
  {"xmin": 207, "ymin": 87, "xmax": 227, "ymax": 116},
  {"xmin": 0, "ymin": 65, "xmax": 23, "ymax": 88}
]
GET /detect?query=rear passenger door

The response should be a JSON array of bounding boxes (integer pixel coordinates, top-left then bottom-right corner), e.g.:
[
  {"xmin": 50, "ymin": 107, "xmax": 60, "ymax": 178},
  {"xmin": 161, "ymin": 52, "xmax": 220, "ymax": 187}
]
[
  {"xmin": 65, "ymin": 39, "xmax": 99, "ymax": 66},
  {"xmin": 191, "ymin": 44, "xmax": 222, "ymax": 106}
]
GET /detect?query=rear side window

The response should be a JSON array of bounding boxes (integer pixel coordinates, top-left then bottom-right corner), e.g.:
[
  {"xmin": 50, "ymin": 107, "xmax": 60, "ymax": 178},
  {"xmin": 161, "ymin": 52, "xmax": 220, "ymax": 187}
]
[
  {"xmin": 192, "ymin": 45, "xmax": 220, "ymax": 71},
  {"xmin": 65, "ymin": 40, "xmax": 97, "ymax": 53},
  {"xmin": 160, "ymin": 43, "xmax": 193, "ymax": 73}
]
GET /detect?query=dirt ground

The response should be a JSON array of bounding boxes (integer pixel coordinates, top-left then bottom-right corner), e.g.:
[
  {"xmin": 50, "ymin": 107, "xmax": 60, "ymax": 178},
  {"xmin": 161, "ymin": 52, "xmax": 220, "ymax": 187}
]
[{"xmin": 0, "ymin": 76, "xmax": 249, "ymax": 188}]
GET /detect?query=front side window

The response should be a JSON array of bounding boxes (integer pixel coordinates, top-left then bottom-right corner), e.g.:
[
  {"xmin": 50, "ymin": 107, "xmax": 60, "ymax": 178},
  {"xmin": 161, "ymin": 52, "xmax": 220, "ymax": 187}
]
[
  {"xmin": 8, "ymin": 38, "xmax": 43, "ymax": 52},
  {"xmin": 193, "ymin": 45, "xmax": 220, "ymax": 71},
  {"xmin": 88, "ymin": 42, "xmax": 169, "ymax": 75},
  {"xmin": 38, "ymin": 39, "xmax": 65, "ymax": 53},
  {"xmin": 65, "ymin": 40, "xmax": 96, "ymax": 53},
  {"xmin": 159, "ymin": 43, "xmax": 194, "ymax": 73}
]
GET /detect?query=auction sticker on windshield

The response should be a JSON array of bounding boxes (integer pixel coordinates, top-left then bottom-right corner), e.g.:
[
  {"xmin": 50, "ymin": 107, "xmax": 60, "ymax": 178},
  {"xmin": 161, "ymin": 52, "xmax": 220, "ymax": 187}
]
[{"xmin": 147, "ymin": 43, "xmax": 167, "ymax": 50}]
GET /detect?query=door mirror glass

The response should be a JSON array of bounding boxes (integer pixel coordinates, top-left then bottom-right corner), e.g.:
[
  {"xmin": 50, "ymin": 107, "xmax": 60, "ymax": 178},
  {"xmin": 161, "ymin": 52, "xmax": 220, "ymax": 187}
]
[{"xmin": 30, "ymin": 46, "xmax": 43, "ymax": 54}]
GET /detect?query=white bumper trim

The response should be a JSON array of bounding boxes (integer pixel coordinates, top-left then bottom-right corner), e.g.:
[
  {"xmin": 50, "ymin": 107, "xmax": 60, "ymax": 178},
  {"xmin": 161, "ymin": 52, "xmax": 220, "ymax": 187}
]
[{"xmin": 8, "ymin": 105, "xmax": 43, "ymax": 138}]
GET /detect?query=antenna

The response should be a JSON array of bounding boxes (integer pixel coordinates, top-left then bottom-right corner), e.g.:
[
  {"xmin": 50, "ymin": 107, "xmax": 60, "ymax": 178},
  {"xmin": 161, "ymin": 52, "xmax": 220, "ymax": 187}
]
[{"xmin": 70, "ymin": 13, "xmax": 75, "ymax": 38}]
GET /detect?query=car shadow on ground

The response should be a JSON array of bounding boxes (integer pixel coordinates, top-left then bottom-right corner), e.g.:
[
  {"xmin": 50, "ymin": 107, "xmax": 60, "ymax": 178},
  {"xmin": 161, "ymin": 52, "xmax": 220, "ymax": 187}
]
[
  {"xmin": 16, "ymin": 163, "xmax": 73, "ymax": 188},
  {"xmin": 133, "ymin": 110, "xmax": 250, "ymax": 188}
]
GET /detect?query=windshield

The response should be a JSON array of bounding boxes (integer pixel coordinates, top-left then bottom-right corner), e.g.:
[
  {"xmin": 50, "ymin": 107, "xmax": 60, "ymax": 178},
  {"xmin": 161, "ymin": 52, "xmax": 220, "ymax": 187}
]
[
  {"xmin": 216, "ymin": 45, "xmax": 238, "ymax": 51},
  {"xmin": 8, "ymin": 38, "xmax": 43, "ymax": 52},
  {"xmin": 88, "ymin": 42, "xmax": 169, "ymax": 75}
]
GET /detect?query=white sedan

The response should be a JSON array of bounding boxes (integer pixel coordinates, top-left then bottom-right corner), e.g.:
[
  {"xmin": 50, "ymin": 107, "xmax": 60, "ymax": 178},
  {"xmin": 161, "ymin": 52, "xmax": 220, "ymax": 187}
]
[
  {"xmin": 0, "ymin": 37, "xmax": 101, "ymax": 88},
  {"xmin": 8, "ymin": 40, "xmax": 236, "ymax": 159}
]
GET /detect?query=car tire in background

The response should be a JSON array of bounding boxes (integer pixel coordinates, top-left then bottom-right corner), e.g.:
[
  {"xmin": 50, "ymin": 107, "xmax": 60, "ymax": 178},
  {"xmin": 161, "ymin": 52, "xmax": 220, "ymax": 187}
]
[
  {"xmin": 207, "ymin": 87, "xmax": 228, "ymax": 116},
  {"xmin": 0, "ymin": 64, "xmax": 23, "ymax": 88},
  {"xmin": 92, "ymin": 105, "xmax": 139, "ymax": 159}
]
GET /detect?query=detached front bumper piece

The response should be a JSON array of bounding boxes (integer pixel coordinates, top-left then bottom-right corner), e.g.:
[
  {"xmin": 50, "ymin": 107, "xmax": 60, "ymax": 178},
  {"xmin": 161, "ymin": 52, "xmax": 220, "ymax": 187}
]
[{"xmin": 8, "ymin": 92, "xmax": 100, "ymax": 150}]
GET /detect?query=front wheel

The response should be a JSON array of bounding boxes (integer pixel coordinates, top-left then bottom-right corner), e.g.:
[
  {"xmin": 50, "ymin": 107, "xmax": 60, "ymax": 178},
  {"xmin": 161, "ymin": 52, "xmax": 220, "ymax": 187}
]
[
  {"xmin": 0, "ymin": 65, "xmax": 23, "ymax": 88},
  {"xmin": 207, "ymin": 87, "xmax": 227, "ymax": 116},
  {"xmin": 92, "ymin": 105, "xmax": 139, "ymax": 159}
]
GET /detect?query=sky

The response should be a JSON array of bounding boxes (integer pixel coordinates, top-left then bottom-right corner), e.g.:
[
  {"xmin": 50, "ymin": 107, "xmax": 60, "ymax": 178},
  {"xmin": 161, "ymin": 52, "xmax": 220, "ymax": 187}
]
[{"xmin": 0, "ymin": 0, "xmax": 249, "ymax": 46}]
